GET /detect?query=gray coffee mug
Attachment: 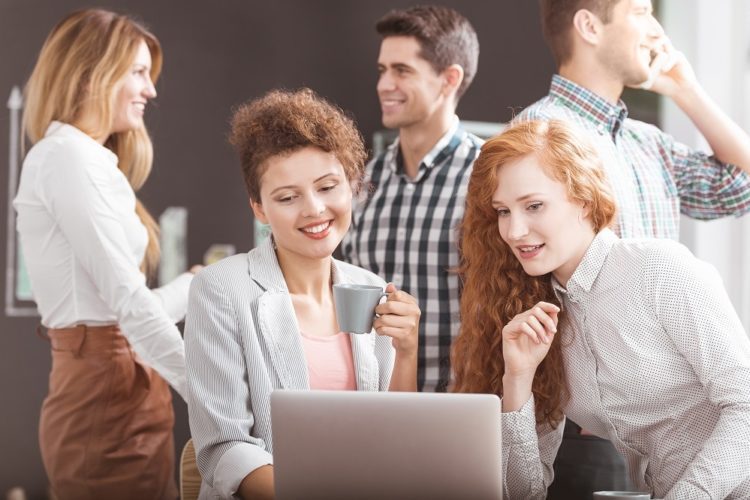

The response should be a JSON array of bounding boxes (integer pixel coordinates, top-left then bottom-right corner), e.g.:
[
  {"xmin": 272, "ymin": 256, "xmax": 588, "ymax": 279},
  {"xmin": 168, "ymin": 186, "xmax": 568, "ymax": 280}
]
[
  {"xmin": 333, "ymin": 284, "xmax": 386, "ymax": 334},
  {"xmin": 593, "ymin": 492, "xmax": 651, "ymax": 500}
]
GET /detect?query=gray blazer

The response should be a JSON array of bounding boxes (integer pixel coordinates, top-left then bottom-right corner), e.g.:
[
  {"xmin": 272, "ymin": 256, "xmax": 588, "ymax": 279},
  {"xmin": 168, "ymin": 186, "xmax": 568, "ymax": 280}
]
[{"xmin": 185, "ymin": 239, "xmax": 394, "ymax": 499}]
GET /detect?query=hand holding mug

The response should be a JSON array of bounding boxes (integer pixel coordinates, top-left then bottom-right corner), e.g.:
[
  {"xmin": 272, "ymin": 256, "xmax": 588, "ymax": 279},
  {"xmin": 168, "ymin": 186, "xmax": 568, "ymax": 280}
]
[{"xmin": 373, "ymin": 283, "xmax": 420, "ymax": 356}]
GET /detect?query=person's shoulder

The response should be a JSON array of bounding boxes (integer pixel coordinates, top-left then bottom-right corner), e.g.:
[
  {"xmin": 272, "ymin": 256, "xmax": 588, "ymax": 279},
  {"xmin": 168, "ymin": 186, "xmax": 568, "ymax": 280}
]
[
  {"xmin": 206, "ymin": 252, "xmax": 250, "ymax": 273},
  {"xmin": 615, "ymin": 236, "xmax": 687, "ymax": 259},
  {"xmin": 369, "ymin": 150, "xmax": 388, "ymax": 165},
  {"xmin": 614, "ymin": 237, "xmax": 704, "ymax": 282},
  {"xmin": 25, "ymin": 126, "xmax": 117, "ymax": 184},
  {"xmin": 25, "ymin": 131, "xmax": 91, "ymax": 169},
  {"xmin": 512, "ymin": 94, "xmax": 563, "ymax": 124},
  {"xmin": 334, "ymin": 259, "xmax": 387, "ymax": 287},
  {"xmin": 192, "ymin": 252, "xmax": 253, "ymax": 292},
  {"xmin": 461, "ymin": 130, "xmax": 484, "ymax": 149},
  {"xmin": 454, "ymin": 128, "xmax": 483, "ymax": 163},
  {"xmin": 365, "ymin": 148, "xmax": 390, "ymax": 174},
  {"xmin": 622, "ymin": 117, "xmax": 667, "ymax": 142}
]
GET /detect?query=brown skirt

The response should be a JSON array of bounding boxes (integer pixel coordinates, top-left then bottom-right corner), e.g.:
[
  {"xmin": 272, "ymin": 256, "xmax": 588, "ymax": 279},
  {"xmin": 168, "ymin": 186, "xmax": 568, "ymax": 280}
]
[{"xmin": 39, "ymin": 325, "xmax": 178, "ymax": 500}]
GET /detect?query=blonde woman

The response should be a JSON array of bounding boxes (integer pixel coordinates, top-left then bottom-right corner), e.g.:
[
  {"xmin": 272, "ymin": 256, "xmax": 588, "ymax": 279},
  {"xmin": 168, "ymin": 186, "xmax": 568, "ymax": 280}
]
[{"xmin": 14, "ymin": 9, "xmax": 195, "ymax": 499}]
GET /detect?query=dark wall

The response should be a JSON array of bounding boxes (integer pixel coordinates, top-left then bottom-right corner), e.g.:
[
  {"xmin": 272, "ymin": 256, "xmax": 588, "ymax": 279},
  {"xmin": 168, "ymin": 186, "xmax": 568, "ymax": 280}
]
[{"xmin": 0, "ymin": 1, "xmax": 553, "ymax": 497}]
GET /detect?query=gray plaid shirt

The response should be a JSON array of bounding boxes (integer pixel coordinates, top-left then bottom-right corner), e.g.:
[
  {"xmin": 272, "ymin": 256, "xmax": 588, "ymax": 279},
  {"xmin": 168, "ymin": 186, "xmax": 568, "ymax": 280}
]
[{"xmin": 341, "ymin": 117, "xmax": 482, "ymax": 392}]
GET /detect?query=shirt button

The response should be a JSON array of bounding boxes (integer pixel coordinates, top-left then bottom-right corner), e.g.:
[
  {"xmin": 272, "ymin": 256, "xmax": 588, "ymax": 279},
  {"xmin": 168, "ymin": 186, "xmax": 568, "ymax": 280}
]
[
  {"xmin": 597, "ymin": 124, "xmax": 606, "ymax": 135},
  {"xmin": 405, "ymin": 183, "xmax": 415, "ymax": 192}
]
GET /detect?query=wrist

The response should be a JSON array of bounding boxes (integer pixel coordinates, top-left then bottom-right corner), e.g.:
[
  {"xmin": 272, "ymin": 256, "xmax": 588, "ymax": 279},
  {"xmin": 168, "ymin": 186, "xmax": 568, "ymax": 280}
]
[
  {"xmin": 671, "ymin": 81, "xmax": 704, "ymax": 108},
  {"xmin": 502, "ymin": 371, "xmax": 535, "ymax": 391},
  {"xmin": 394, "ymin": 348, "xmax": 418, "ymax": 363},
  {"xmin": 501, "ymin": 373, "xmax": 534, "ymax": 414}
]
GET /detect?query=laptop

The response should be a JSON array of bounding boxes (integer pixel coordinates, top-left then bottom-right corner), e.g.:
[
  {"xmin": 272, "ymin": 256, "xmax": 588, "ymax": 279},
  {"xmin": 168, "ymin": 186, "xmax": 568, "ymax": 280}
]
[{"xmin": 270, "ymin": 390, "xmax": 502, "ymax": 500}]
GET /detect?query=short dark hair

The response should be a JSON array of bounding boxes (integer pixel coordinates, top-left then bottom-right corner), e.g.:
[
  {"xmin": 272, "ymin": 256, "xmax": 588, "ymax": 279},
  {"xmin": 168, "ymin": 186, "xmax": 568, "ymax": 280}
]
[
  {"xmin": 540, "ymin": 0, "xmax": 622, "ymax": 66},
  {"xmin": 376, "ymin": 5, "xmax": 479, "ymax": 99},
  {"xmin": 229, "ymin": 88, "xmax": 367, "ymax": 202}
]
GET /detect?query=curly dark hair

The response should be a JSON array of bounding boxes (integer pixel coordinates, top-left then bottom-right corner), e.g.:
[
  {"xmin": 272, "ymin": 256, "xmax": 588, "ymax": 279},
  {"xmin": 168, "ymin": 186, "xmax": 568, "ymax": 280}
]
[{"xmin": 229, "ymin": 88, "xmax": 367, "ymax": 202}]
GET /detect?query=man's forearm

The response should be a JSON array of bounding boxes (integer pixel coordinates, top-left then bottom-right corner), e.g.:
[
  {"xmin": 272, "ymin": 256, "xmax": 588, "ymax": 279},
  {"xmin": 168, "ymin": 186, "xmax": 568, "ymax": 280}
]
[{"xmin": 673, "ymin": 84, "xmax": 750, "ymax": 171}]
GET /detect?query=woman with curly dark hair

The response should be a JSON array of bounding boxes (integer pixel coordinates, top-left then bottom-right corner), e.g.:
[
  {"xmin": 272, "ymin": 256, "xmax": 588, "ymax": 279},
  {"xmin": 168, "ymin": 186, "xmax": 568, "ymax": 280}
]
[
  {"xmin": 185, "ymin": 88, "xmax": 419, "ymax": 499},
  {"xmin": 453, "ymin": 119, "xmax": 750, "ymax": 499}
]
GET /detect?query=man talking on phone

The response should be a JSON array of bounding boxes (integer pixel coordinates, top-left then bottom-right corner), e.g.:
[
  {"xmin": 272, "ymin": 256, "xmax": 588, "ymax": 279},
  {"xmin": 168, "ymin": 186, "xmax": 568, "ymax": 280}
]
[
  {"xmin": 517, "ymin": 0, "xmax": 750, "ymax": 240},
  {"xmin": 513, "ymin": 0, "xmax": 750, "ymax": 497}
]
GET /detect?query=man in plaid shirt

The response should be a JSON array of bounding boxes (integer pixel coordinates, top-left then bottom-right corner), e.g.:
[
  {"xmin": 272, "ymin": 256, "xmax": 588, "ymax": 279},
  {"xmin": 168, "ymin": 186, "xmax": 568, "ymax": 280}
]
[
  {"xmin": 341, "ymin": 5, "xmax": 482, "ymax": 392},
  {"xmin": 514, "ymin": 0, "xmax": 750, "ymax": 497},
  {"xmin": 517, "ymin": 0, "xmax": 750, "ymax": 240}
]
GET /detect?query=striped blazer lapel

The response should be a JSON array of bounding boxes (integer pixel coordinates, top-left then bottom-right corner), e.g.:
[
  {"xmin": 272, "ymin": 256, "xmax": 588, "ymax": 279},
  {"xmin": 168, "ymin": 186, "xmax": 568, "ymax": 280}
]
[
  {"xmin": 256, "ymin": 291, "xmax": 309, "ymax": 390},
  {"xmin": 349, "ymin": 332, "xmax": 379, "ymax": 391},
  {"xmin": 247, "ymin": 240, "xmax": 308, "ymax": 390}
]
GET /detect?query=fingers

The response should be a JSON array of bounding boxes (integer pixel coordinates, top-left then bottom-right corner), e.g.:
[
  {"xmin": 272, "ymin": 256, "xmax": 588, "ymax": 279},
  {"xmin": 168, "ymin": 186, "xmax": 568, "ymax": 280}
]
[
  {"xmin": 532, "ymin": 303, "xmax": 558, "ymax": 333},
  {"xmin": 638, "ymin": 51, "xmax": 667, "ymax": 90},
  {"xmin": 372, "ymin": 284, "xmax": 420, "ymax": 352},
  {"xmin": 662, "ymin": 49, "xmax": 683, "ymax": 72},
  {"xmin": 505, "ymin": 302, "xmax": 560, "ymax": 345},
  {"xmin": 375, "ymin": 285, "xmax": 418, "ymax": 315},
  {"xmin": 373, "ymin": 301, "xmax": 420, "ymax": 334}
]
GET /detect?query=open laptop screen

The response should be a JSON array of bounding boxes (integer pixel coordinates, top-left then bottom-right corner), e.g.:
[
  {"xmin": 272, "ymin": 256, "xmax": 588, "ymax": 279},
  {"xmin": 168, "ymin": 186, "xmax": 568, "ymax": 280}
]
[{"xmin": 271, "ymin": 390, "xmax": 502, "ymax": 500}]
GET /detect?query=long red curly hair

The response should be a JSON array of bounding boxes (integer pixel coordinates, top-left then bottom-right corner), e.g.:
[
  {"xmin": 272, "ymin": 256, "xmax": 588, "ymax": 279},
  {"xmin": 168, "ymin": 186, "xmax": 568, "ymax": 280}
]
[{"xmin": 452, "ymin": 120, "xmax": 617, "ymax": 427}]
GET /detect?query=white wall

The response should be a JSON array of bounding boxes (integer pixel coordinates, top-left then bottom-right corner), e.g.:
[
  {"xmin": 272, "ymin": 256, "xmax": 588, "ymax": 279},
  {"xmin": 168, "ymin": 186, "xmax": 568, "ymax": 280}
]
[{"xmin": 661, "ymin": 0, "xmax": 750, "ymax": 328}]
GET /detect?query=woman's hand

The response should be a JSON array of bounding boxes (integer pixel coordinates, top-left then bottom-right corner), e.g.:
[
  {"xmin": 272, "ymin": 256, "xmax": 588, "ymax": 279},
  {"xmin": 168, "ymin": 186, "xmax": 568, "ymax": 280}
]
[
  {"xmin": 376, "ymin": 283, "xmax": 419, "ymax": 392},
  {"xmin": 502, "ymin": 301, "xmax": 559, "ymax": 379},
  {"xmin": 373, "ymin": 283, "xmax": 420, "ymax": 356},
  {"xmin": 500, "ymin": 301, "xmax": 559, "ymax": 412}
]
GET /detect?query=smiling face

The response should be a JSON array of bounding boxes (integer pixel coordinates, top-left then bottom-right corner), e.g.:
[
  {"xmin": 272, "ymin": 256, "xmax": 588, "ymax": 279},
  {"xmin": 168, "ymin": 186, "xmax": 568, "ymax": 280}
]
[
  {"xmin": 596, "ymin": 0, "xmax": 664, "ymax": 86},
  {"xmin": 492, "ymin": 153, "xmax": 596, "ymax": 286},
  {"xmin": 110, "ymin": 39, "xmax": 157, "ymax": 134},
  {"xmin": 376, "ymin": 36, "xmax": 450, "ymax": 130},
  {"xmin": 251, "ymin": 146, "xmax": 353, "ymax": 264}
]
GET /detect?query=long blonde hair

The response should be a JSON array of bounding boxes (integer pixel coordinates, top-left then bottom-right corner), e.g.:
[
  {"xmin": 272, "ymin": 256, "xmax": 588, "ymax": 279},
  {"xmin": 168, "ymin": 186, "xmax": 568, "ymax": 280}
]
[
  {"xmin": 452, "ymin": 120, "xmax": 617, "ymax": 427},
  {"xmin": 23, "ymin": 9, "xmax": 163, "ymax": 277}
]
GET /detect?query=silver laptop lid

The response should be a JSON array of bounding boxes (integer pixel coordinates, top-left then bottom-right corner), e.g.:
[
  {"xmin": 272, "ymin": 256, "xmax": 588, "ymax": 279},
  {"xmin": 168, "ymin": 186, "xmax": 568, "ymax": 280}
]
[{"xmin": 271, "ymin": 390, "xmax": 502, "ymax": 500}]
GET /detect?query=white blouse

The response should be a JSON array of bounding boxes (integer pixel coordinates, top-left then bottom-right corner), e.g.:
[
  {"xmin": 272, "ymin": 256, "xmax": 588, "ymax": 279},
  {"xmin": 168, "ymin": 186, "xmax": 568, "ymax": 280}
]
[
  {"xmin": 501, "ymin": 229, "xmax": 750, "ymax": 499},
  {"xmin": 13, "ymin": 122, "xmax": 191, "ymax": 399}
]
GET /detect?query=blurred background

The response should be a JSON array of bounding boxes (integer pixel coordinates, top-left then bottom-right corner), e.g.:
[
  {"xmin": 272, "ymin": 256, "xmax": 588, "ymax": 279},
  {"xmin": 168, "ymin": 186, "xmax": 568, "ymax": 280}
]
[{"xmin": 1, "ymin": 1, "xmax": 748, "ymax": 497}]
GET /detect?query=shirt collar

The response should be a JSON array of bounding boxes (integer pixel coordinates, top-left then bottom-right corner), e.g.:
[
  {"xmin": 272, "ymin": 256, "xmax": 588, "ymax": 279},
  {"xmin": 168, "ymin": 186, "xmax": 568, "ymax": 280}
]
[
  {"xmin": 45, "ymin": 121, "xmax": 119, "ymax": 164},
  {"xmin": 549, "ymin": 75, "xmax": 629, "ymax": 140},
  {"xmin": 552, "ymin": 228, "xmax": 618, "ymax": 302},
  {"xmin": 386, "ymin": 115, "xmax": 463, "ymax": 179}
]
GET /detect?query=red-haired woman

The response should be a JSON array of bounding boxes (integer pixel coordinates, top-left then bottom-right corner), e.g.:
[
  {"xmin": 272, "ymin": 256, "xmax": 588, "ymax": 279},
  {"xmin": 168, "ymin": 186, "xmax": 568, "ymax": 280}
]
[{"xmin": 452, "ymin": 119, "xmax": 750, "ymax": 499}]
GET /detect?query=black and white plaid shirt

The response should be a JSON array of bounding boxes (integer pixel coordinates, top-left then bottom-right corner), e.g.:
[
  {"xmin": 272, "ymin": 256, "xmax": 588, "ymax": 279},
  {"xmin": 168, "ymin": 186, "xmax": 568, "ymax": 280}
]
[{"xmin": 342, "ymin": 118, "xmax": 482, "ymax": 392}]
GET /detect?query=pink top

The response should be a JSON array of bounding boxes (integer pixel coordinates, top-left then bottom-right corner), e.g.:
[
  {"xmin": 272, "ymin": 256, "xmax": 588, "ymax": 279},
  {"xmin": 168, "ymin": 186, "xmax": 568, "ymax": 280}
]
[{"xmin": 300, "ymin": 331, "xmax": 357, "ymax": 390}]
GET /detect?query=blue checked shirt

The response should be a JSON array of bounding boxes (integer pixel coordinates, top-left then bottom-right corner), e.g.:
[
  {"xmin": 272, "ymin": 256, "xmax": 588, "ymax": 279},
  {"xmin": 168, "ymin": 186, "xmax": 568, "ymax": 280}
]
[
  {"xmin": 515, "ymin": 75, "xmax": 750, "ymax": 239},
  {"xmin": 341, "ymin": 117, "xmax": 482, "ymax": 392}
]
